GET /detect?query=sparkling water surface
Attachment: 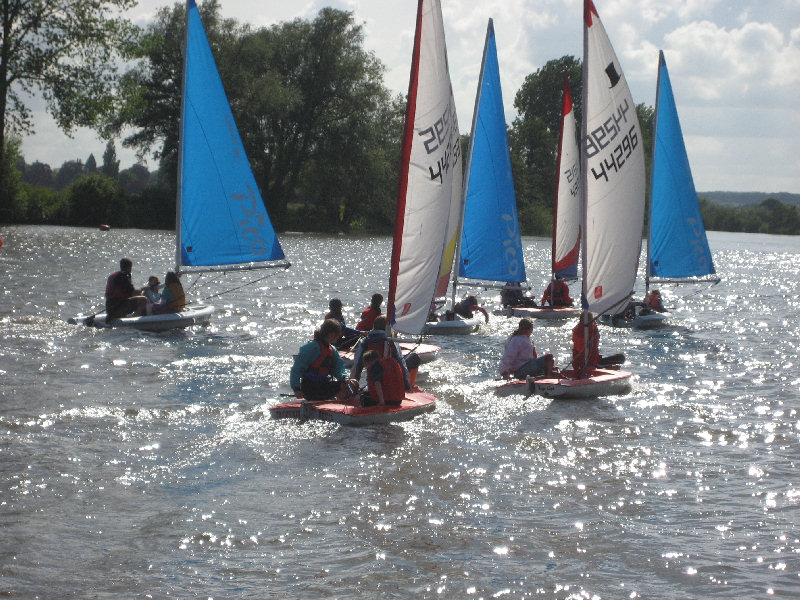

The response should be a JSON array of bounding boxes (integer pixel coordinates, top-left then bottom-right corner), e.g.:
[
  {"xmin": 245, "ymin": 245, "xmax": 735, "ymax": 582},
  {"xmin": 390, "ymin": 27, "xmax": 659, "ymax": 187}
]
[{"xmin": 1, "ymin": 226, "xmax": 799, "ymax": 598}]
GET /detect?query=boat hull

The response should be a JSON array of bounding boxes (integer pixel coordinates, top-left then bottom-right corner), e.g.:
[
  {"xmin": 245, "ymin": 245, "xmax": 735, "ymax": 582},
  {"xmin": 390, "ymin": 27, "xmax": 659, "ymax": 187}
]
[
  {"xmin": 422, "ymin": 316, "xmax": 481, "ymax": 335},
  {"xmin": 532, "ymin": 368, "xmax": 632, "ymax": 399},
  {"xmin": 269, "ymin": 392, "xmax": 436, "ymax": 426},
  {"xmin": 340, "ymin": 342, "xmax": 439, "ymax": 368},
  {"xmin": 494, "ymin": 306, "xmax": 579, "ymax": 320},
  {"xmin": 599, "ymin": 311, "xmax": 671, "ymax": 329},
  {"xmin": 494, "ymin": 379, "xmax": 529, "ymax": 397},
  {"xmin": 71, "ymin": 304, "xmax": 214, "ymax": 332}
]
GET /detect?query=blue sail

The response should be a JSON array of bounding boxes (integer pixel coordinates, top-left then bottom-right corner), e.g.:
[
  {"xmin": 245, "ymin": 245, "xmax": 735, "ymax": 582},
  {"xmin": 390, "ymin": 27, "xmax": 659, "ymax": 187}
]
[
  {"xmin": 648, "ymin": 51, "xmax": 714, "ymax": 279},
  {"xmin": 177, "ymin": 0, "xmax": 285, "ymax": 271},
  {"xmin": 458, "ymin": 20, "xmax": 525, "ymax": 283}
]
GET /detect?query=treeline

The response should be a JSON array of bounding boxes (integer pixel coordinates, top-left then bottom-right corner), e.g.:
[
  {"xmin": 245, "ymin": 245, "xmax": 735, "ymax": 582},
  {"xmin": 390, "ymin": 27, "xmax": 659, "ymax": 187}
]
[
  {"xmin": 699, "ymin": 197, "xmax": 800, "ymax": 235},
  {"xmin": 1, "ymin": 2, "xmax": 798, "ymax": 236}
]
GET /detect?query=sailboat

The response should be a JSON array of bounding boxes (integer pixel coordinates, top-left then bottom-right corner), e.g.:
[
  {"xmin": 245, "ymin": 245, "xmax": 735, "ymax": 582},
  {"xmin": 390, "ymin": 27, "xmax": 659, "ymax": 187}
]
[
  {"xmin": 423, "ymin": 18, "xmax": 520, "ymax": 335},
  {"xmin": 603, "ymin": 50, "xmax": 719, "ymax": 329},
  {"xmin": 533, "ymin": 0, "xmax": 640, "ymax": 399},
  {"xmin": 271, "ymin": 0, "xmax": 456, "ymax": 424},
  {"xmin": 512, "ymin": 74, "xmax": 582, "ymax": 321},
  {"xmin": 72, "ymin": 0, "xmax": 288, "ymax": 332}
]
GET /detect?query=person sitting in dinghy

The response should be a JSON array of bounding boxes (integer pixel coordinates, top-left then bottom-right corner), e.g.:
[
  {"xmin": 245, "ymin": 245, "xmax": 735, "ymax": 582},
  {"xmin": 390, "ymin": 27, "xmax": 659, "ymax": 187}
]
[
  {"xmin": 149, "ymin": 272, "xmax": 186, "ymax": 314},
  {"xmin": 447, "ymin": 295, "xmax": 489, "ymax": 322},
  {"xmin": 500, "ymin": 282, "xmax": 538, "ymax": 308},
  {"xmin": 143, "ymin": 276, "xmax": 162, "ymax": 304},
  {"xmin": 356, "ymin": 293, "xmax": 383, "ymax": 331},
  {"xmin": 105, "ymin": 257, "xmax": 147, "ymax": 320},
  {"xmin": 350, "ymin": 316, "xmax": 419, "ymax": 390},
  {"xmin": 325, "ymin": 298, "xmax": 362, "ymax": 350},
  {"xmin": 362, "ymin": 349, "xmax": 406, "ymax": 406},
  {"xmin": 541, "ymin": 276, "xmax": 573, "ymax": 308},
  {"xmin": 499, "ymin": 318, "xmax": 555, "ymax": 380},
  {"xmin": 642, "ymin": 289, "xmax": 666, "ymax": 313},
  {"xmin": 290, "ymin": 319, "xmax": 359, "ymax": 402}
]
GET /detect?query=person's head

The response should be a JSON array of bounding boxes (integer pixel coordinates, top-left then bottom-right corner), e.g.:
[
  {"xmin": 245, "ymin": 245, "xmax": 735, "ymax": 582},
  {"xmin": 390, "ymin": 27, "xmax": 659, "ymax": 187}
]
[
  {"xmin": 316, "ymin": 318, "xmax": 342, "ymax": 343},
  {"xmin": 466, "ymin": 295, "xmax": 478, "ymax": 305},
  {"xmin": 513, "ymin": 317, "xmax": 534, "ymax": 336},
  {"xmin": 329, "ymin": 298, "xmax": 343, "ymax": 312},
  {"xmin": 372, "ymin": 315, "xmax": 387, "ymax": 331},
  {"xmin": 370, "ymin": 293, "xmax": 383, "ymax": 310},
  {"xmin": 652, "ymin": 289, "xmax": 661, "ymax": 296},
  {"xmin": 147, "ymin": 275, "xmax": 160, "ymax": 289},
  {"xmin": 165, "ymin": 271, "xmax": 180, "ymax": 286},
  {"xmin": 363, "ymin": 349, "xmax": 379, "ymax": 367},
  {"xmin": 120, "ymin": 258, "xmax": 133, "ymax": 272}
]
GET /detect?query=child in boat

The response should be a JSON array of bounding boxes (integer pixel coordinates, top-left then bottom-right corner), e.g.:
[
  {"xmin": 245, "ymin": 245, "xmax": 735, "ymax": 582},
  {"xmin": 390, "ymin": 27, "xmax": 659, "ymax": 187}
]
[
  {"xmin": 324, "ymin": 298, "xmax": 362, "ymax": 350},
  {"xmin": 500, "ymin": 282, "xmax": 538, "ymax": 308},
  {"xmin": 105, "ymin": 257, "xmax": 147, "ymax": 319},
  {"xmin": 150, "ymin": 272, "xmax": 186, "ymax": 314},
  {"xmin": 362, "ymin": 349, "xmax": 405, "ymax": 406},
  {"xmin": 448, "ymin": 295, "xmax": 489, "ymax": 322},
  {"xmin": 541, "ymin": 276, "xmax": 573, "ymax": 307},
  {"xmin": 499, "ymin": 318, "xmax": 554, "ymax": 379},
  {"xmin": 643, "ymin": 289, "xmax": 666, "ymax": 312},
  {"xmin": 350, "ymin": 316, "xmax": 418, "ymax": 389},
  {"xmin": 290, "ymin": 319, "xmax": 358, "ymax": 402},
  {"xmin": 142, "ymin": 276, "xmax": 162, "ymax": 312},
  {"xmin": 572, "ymin": 313, "xmax": 601, "ymax": 374},
  {"xmin": 356, "ymin": 293, "xmax": 383, "ymax": 331}
]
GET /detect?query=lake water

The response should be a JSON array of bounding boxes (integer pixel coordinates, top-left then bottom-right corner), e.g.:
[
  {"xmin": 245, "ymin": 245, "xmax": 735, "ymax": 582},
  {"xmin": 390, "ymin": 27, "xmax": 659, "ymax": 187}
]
[{"xmin": 1, "ymin": 225, "xmax": 799, "ymax": 599}]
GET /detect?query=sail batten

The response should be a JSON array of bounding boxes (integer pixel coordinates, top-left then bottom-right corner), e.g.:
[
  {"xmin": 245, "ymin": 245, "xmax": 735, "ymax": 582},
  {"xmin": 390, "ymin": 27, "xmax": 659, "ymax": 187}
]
[
  {"xmin": 457, "ymin": 19, "xmax": 525, "ymax": 286},
  {"xmin": 388, "ymin": 0, "xmax": 462, "ymax": 335},
  {"xmin": 177, "ymin": 0, "xmax": 285, "ymax": 274}
]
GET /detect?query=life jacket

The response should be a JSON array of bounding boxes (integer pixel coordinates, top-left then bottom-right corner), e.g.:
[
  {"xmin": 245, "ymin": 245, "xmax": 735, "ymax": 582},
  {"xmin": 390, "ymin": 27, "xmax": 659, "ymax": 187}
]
[
  {"xmin": 307, "ymin": 340, "xmax": 335, "ymax": 377},
  {"xmin": 644, "ymin": 292, "xmax": 663, "ymax": 311},
  {"xmin": 544, "ymin": 281, "xmax": 570, "ymax": 306},
  {"xmin": 105, "ymin": 271, "xmax": 129, "ymax": 300},
  {"xmin": 164, "ymin": 281, "xmax": 185, "ymax": 311},
  {"xmin": 367, "ymin": 358, "xmax": 406, "ymax": 404},
  {"xmin": 571, "ymin": 321, "xmax": 600, "ymax": 371},
  {"xmin": 356, "ymin": 307, "xmax": 379, "ymax": 331}
]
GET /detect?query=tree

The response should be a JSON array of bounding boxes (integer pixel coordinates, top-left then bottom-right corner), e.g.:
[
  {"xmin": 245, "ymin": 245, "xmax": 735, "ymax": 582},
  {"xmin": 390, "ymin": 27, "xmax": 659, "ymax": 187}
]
[
  {"xmin": 22, "ymin": 161, "xmax": 54, "ymax": 188},
  {"xmin": 0, "ymin": 0, "xmax": 138, "ymax": 181},
  {"xmin": 101, "ymin": 140, "xmax": 120, "ymax": 178},
  {"xmin": 0, "ymin": 138, "xmax": 23, "ymax": 222},
  {"xmin": 85, "ymin": 154, "xmax": 98, "ymax": 173},
  {"xmin": 55, "ymin": 159, "xmax": 84, "ymax": 190},
  {"xmin": 64, "ymin": 173, "xmax": 125, "ymax": 227}
]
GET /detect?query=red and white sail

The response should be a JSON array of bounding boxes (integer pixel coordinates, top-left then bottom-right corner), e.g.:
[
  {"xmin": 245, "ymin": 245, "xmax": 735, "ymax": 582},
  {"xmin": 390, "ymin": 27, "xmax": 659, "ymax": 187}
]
[
  {"xmin": 580, "ymin": 0, "xmax": 646, "ymax": 316},
  {"xmin": 389, "ymin": 0, "xmax": 462, "ymax": 335},
  {"xmin": 552, "ymin": 74, "xmax": 582, "ymax": 280}
]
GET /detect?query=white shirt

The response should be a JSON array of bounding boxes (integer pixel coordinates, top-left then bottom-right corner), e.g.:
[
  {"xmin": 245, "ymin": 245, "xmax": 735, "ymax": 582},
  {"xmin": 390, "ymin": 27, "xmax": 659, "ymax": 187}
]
[{"xmin": 499, "ymin": 334, "xmax": 537, "ymax": 374}]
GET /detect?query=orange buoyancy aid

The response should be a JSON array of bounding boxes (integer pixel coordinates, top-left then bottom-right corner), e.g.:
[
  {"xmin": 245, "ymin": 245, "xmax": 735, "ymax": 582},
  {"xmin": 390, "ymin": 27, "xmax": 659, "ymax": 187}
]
[
  {"xmin": 367, "ymin": 358, "xmax": 406, "ymax": 404},
  {"xmin": 165, "ymin": 282, "xmax": 186, "ymax": 312},
  {"xmin": 307, "ymin": 340, "xmax": 335, "ymax": 377},
  {"xmin": 105, "ymin": 271, "xmax": 130, "ymax": 300},
  {"xmin": 571, "ymin": 321, "xmax": 600, "ymax": 371}
]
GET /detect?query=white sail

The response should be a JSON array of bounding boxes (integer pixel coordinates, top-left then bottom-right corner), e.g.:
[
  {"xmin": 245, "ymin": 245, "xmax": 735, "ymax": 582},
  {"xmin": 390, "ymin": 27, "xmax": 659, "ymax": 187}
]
[
  {"xmin": 580, "ymin": 0, "xmax": 646, "ymax": 316},
  {"xmin": 552, "ymin": 75, "xmax": 581, "ymax": 281},
  {"xmin": 389, "ymin": 0, "xmax": 462, "ymax": 335}
]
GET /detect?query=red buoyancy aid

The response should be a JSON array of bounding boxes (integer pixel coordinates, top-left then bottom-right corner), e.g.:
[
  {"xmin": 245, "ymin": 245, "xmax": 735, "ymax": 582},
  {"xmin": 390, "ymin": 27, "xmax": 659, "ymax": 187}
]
[
  {"xmin": 571, "ymin": 321, "xmax": 600, "ymax": 371},
  {"xmin": 367, "ymin": 358, "xmax": 406, "ymax": 404},
  {"xmin": 105, "ymin": 271, "xmax": 130, "ymax": 300},
  {"xmin": 356, "ymin": 307, "xmax": 379, "ymax": 331},
  {"xmin": 307, "ymin": 340, "xmax": 335, "ymax": 377}
]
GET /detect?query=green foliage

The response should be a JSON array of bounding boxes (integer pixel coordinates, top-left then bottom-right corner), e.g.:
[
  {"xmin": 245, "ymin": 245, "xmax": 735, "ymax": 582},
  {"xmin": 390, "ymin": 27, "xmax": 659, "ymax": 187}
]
[
  {"xmin": 63, "ymin": 173, "xmax": 126, "ymax": 227},
  {"xmin": 699, "ymin": 197, "xmax": 800, "ymax": 235},
  {"xmin": 0, "ymin": 138, "xmax": 24, "ymax": 223},
  {"xmin": 102, "ymin": 141, "xmax": 120, "ymax": 178}
]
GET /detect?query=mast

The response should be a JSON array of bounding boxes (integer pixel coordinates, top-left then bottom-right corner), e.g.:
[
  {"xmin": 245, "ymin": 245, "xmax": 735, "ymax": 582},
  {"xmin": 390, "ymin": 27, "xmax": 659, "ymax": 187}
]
[
  {"xmin": 580, "ymin": 0, "xmax": 591, "ymax": 371},
  {"xmin": 645, "ymin": 50, "xmax": 665, "ymax": 298},
  {"xmin": 175, "ymin": 0, "xmax": 191, "ymax": 273}
]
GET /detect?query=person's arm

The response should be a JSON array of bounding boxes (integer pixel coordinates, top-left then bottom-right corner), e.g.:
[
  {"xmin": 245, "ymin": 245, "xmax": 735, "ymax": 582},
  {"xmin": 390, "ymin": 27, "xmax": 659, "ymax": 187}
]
[
  {"xmin": 374, "ymin": 380, "xmax": 385, "ymax": 405},
  {"xmin": 474, "ymin": 305, "xmax": 489, "ymax": 322}
]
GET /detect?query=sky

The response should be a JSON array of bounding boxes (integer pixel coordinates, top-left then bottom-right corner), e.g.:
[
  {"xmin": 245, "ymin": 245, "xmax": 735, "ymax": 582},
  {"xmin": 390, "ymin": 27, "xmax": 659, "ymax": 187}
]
[{"xmin": 18, "ymin": 0, "xmax": 800, "ymax": 194}]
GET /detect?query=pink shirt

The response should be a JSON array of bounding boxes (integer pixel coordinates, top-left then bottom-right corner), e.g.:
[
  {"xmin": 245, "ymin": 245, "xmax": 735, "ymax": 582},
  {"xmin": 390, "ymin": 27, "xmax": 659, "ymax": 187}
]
[{"xmin": 499, "ymin": 334, "xmax": 537, "ymax": 375}]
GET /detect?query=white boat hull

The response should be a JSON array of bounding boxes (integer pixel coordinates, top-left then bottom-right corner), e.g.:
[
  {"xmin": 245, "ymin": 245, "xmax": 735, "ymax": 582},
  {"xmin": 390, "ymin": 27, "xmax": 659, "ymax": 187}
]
[
  {"xmin": 532, "ymin": 368, "xmax": 633, "ymax": 399},
  {"xmin": 340, "ymin": 342, "xmax": 439, "ymax": 368},
  {"xmin": 422, "ymin": 315, "xmax": 481, "ymax": 335},
  {"xmin": 599, "ymin": 310, "xmax": 671, "ymax": 329},
  {"xmin": 494, "ymin": 379, "xmax": 529, "ymax": 397},
  {"xmin": 70, "ymin": 304, "xmax": 214, "ymax": 332},
  {"xmin": 495, "ymin": 306, "xmax": 580, "ymax": 320}
]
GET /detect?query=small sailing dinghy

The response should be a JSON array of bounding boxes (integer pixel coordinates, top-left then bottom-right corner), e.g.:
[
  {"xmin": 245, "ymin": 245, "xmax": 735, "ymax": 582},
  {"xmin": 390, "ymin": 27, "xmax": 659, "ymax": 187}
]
[
  {"xmin": 339, "ymin": 342, "xmax": 440, "ymax": 369},
  {"xmin": 522, "ymin": 75, "xmax": 581, "ymax": 321},
  {"xmin": 602, "ymin": 51, "xmax": 719, "ymax": 329},
  {"xmin": 70, "ymin": 0, "xmax": 288, "ymax": 333},
  {"xmin": 438, "ymin": 19, "xmax": 527, "ymax": 330},
  {"xmin": 531, "ymin": 0, "xmax": 641, "ymax": 399},
  {"xmin": 272, "ymin": 0, "xmax": 459, "ymax": 424}
]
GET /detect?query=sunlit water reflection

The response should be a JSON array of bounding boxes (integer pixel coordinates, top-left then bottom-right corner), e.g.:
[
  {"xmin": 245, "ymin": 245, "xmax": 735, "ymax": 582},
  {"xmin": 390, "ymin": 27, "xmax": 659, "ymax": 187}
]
[{"xmin": 1, "ymin": 226, "xmax": 799, "ymax": 598}]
